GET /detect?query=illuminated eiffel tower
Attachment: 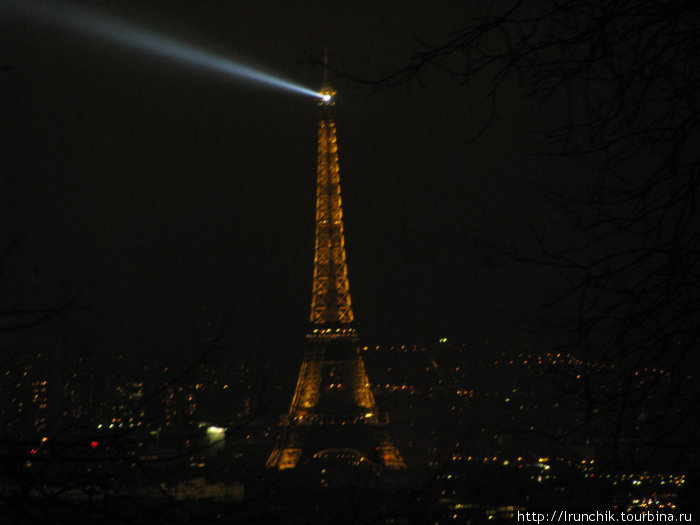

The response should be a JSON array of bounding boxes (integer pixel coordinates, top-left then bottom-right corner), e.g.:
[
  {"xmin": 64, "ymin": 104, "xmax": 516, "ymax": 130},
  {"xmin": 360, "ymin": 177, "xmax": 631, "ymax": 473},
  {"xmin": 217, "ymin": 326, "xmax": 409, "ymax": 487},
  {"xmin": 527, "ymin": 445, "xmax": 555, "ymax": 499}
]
[{"xmin": 266, "ymin": 73, "xmax": 405, "ymax": 471}]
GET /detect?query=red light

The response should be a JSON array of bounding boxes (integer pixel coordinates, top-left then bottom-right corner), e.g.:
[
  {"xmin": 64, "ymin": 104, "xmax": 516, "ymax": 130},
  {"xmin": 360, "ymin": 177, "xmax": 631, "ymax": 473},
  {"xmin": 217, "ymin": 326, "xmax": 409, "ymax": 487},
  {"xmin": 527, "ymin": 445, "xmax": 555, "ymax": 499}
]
[
  {"xmin": 90, "ymin": 441, "xmax": 99, "ymax": 449},
  {"xmin": 30, "ymin": 448, "xmax": 38, "ymax": 455}
]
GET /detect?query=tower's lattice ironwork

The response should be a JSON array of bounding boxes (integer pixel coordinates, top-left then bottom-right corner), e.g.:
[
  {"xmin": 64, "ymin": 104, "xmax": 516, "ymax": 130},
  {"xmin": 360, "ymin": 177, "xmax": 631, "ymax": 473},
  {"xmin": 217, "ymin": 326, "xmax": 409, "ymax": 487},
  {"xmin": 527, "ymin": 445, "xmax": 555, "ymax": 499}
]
[
  {"xmin": 266, "ymin": 78, "xmax": 405, "ymax": 471},
  {"xmin": 310, "ymin": 103, "xmax": 353, "ymax": 326}
]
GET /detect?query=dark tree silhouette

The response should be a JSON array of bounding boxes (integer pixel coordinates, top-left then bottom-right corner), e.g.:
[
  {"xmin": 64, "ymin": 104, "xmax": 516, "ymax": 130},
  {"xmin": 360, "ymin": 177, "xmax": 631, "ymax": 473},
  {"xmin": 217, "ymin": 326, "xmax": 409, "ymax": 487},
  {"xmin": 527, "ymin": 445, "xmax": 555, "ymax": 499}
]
[{"xmin": 353, "ymin": 0, "xmax": 699, "ymax": 471}]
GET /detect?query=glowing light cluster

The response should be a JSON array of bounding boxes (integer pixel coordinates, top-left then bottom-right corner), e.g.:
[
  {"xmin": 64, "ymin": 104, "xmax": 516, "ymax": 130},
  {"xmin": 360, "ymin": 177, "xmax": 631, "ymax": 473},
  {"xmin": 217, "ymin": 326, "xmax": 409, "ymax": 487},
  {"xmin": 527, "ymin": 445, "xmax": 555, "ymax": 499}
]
[{"xmin": 4, "ymin": 0, "xmax": 325, "ymax": 100}]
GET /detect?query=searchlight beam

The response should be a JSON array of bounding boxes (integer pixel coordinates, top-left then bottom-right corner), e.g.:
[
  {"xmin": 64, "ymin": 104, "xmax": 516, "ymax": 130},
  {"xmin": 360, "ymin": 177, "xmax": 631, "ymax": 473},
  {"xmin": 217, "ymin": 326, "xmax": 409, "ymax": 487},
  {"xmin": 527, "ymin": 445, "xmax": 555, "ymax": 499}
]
[{"xmin": 4, "ymin": 0, "xmax": 326, "ymax": 100}]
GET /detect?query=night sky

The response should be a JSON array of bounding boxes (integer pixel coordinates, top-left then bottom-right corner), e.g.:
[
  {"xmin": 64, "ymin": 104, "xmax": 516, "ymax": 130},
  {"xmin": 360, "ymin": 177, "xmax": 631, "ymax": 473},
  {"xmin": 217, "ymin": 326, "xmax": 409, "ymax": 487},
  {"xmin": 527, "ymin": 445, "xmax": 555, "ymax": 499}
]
[{"xmin": 2, "ymin": 1, "xmax": 584, "ymax": 369}]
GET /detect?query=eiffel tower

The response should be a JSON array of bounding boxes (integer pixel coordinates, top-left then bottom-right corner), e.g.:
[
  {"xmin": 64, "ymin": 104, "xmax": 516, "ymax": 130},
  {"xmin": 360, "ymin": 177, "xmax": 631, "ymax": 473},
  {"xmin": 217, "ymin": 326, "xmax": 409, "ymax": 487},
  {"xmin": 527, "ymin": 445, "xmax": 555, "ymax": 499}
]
[{"xmin": 266, "ymin": 73, "xmax": 405, "ymax": 471}]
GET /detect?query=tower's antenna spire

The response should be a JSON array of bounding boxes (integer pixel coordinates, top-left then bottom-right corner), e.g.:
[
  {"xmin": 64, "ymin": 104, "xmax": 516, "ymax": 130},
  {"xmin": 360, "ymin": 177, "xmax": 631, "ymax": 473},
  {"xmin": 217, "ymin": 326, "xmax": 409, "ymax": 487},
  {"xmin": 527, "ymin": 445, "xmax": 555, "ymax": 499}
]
[
  {"xmin": 318, "ymin": 46, "xmax": 335, "ymax": 104},
  {"xmin": 322, "ymin": 46, "xmax": 330, "ymax": 87}
]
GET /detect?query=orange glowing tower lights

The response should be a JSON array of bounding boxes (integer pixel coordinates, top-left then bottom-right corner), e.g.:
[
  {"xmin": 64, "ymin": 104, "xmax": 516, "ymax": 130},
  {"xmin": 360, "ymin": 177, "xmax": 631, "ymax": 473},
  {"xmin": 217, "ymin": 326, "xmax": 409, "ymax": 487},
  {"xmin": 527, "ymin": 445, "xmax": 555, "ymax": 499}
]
[{"xmin": 266, "ymin": 71, "xmax": 405, "ymax": 471}]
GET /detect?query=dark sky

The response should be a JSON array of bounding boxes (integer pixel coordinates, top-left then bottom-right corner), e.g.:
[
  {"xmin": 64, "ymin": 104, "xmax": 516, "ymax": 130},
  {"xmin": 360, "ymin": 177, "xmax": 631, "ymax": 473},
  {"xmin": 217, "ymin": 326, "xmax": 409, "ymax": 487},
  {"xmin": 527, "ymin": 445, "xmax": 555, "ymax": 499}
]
[{"xmin": 1, "ymin": 1, "xmax": 583, "ymax": 369}]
